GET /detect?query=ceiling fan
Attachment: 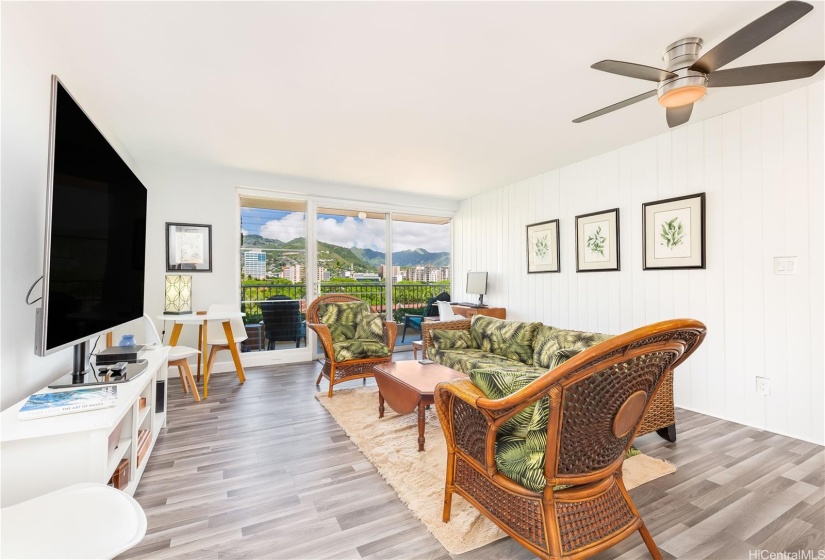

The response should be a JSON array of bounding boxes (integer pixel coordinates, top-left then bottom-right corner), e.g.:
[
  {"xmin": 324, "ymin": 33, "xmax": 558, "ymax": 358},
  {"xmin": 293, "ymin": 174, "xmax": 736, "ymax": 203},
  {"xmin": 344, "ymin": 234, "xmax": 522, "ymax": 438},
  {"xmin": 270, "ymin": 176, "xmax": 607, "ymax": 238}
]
[{"xmin": 573, "ymin": 0, "xmax": 825, "ymax": 128}]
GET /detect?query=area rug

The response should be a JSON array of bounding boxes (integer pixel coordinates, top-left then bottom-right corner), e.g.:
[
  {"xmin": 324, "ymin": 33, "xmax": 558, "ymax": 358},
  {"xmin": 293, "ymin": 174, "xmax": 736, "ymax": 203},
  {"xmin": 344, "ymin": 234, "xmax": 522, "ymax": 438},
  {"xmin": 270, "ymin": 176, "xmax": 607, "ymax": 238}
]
[{"xmin": 315, "ymin": 386, "xmax": 676, "ymax": 555}]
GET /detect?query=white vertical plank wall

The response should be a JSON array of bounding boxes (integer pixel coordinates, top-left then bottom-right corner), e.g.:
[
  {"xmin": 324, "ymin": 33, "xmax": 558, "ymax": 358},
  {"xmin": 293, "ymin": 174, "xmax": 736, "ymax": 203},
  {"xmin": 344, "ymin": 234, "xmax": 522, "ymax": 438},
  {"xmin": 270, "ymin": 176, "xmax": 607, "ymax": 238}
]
[{"xmin": 451, "ymin": 83, "xmax": 825, "ymax": 444}]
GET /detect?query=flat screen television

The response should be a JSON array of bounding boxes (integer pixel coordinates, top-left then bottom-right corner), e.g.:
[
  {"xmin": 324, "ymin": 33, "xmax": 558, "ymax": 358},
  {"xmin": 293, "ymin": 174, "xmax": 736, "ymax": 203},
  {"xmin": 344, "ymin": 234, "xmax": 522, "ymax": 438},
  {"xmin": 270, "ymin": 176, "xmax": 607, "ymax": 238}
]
[
  {"xmin": 34, "ymin": 76, "xmax": 147, "ymax": 384},
  {"xmin": 466, "ymin": 271, "xmax": 488, "ymax": 307}
]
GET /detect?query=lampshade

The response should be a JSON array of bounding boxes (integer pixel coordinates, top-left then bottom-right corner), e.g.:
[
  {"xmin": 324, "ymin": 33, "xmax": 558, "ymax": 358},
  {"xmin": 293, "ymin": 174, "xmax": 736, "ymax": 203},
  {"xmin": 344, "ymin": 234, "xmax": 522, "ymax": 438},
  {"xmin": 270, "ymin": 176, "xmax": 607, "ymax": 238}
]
[{"xmin": 165, "ymin": 275, "xmax": 192, "ymax": 314}]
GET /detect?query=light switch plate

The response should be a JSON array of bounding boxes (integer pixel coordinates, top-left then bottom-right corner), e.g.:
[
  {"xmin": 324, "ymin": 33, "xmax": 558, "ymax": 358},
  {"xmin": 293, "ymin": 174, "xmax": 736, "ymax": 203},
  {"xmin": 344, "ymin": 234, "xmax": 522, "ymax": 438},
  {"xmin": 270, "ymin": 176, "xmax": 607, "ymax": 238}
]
[{"xmin": 774, "ymin": 257, "xmax": 797, "ymax": 275}]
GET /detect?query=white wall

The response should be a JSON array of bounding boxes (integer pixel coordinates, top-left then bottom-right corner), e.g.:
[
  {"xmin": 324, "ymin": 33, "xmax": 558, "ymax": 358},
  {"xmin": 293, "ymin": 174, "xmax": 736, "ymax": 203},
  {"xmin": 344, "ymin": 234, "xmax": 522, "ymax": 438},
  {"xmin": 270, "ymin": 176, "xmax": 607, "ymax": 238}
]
[
  {"xmin": 453, "ymin": 83, "xmax": 825, "ymax": 444},
  {"xmin": 0, "ymin": 3, "xmax": 142, "ymax": 410}
]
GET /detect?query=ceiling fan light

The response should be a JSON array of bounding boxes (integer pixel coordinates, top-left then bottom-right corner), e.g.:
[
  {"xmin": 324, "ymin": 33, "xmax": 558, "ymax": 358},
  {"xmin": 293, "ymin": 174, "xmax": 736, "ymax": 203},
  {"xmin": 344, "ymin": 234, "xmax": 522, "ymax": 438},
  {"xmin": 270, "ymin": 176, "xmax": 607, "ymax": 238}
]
[{"xmin": 658, "ymin": 85, "xmax": 706, "ymax": 108}]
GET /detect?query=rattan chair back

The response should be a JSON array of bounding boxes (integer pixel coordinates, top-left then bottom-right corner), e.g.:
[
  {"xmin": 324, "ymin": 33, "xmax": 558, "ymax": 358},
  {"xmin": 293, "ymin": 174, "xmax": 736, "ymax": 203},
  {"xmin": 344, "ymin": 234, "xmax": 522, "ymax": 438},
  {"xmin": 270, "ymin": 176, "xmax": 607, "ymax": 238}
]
[{"xmin": 306, "ymin": 293, "xmax": 365, "ymax": 324}]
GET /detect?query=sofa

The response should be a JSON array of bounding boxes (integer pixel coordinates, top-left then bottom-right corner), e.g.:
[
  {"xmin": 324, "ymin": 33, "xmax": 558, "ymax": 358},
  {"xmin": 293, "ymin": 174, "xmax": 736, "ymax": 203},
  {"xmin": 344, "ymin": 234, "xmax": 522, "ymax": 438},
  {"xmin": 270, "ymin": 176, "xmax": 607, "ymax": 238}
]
[{"xmin": 422, "ymin": 315, "xmax": 678, "ymax": 441}]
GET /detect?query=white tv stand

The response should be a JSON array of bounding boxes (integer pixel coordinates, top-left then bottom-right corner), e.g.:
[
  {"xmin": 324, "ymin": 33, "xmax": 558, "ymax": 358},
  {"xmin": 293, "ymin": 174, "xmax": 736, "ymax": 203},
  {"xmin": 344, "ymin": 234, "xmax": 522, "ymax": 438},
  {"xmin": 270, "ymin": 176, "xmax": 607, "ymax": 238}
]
[{"xmin": 0, "ymin": 347, "xmax": 169, "ymax": 507}]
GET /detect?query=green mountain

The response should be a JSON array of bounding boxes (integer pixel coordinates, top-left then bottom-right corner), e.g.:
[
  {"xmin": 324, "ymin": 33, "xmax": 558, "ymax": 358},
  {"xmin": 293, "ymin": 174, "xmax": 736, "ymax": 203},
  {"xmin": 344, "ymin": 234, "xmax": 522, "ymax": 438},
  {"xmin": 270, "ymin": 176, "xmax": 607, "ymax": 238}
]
[
  {"xmin": 242, "ymin": 235, "xmax": 449, "ymax": 276},
  {"xmin": 350, "ymin": 247, "xmax": 385, "ymax": 268},
  {"xmin": 392, "ymin": 248, "xmax": 450, "ymax": 267}
]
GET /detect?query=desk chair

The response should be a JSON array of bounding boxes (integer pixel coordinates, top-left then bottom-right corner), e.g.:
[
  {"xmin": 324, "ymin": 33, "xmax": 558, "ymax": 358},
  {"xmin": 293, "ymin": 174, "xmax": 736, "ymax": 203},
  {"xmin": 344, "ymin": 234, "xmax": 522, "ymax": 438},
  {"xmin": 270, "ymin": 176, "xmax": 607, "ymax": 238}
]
[
  {"xmin": 436, "ymin": 300, "xmax": 459, "ymax": 321},
  {"xmin": 205, "ymin": 304, "xmax": 248, "ymax": 381},
  {"xmin": 145, "ymin": 315, "xmax": 201, "ymax": 402}
]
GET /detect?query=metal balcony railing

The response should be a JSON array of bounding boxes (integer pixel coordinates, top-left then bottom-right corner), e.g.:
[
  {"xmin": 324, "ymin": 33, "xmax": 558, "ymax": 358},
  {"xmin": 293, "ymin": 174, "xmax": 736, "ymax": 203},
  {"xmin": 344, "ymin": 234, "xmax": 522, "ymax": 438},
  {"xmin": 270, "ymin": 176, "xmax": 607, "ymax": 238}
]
[{"xmin": 240, "ymin": 282, "xmax": 448, "ymax": 324}]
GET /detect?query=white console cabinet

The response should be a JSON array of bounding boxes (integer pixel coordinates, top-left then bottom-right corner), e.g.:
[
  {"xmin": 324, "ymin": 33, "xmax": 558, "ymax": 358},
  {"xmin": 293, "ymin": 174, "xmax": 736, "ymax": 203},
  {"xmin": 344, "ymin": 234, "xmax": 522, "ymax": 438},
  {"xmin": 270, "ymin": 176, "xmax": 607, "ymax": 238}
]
[{"xmin": 0, "ymin": 347, "xmax": 169, "ymax": 507}]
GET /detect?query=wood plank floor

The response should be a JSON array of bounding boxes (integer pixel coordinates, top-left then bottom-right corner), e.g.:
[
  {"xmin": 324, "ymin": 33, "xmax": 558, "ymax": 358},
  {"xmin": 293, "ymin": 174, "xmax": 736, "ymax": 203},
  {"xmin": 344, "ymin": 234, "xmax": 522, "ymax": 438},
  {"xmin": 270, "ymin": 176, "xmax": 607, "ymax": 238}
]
[{"xmin": 117, "ymin": 356, "xmax": 824, "ymax": 560}]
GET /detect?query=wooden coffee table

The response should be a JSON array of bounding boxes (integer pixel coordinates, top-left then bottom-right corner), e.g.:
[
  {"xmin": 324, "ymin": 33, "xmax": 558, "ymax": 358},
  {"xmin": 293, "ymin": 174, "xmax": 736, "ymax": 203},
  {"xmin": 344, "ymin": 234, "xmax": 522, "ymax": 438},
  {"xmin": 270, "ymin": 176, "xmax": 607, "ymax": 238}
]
[{"xmin": 373, "ymin": 361, "xmax": 467, "ymax": 452}]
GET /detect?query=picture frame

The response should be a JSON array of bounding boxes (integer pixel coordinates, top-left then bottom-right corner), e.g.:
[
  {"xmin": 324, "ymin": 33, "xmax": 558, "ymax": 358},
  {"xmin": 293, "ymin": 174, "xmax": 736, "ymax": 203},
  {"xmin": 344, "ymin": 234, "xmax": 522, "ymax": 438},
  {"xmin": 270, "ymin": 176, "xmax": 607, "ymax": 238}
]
[
  {"xmin": 526, "ymin": 219, "xmax": 560, "ymax": 273},
  {"xmin": 575, "ymin": 208, "xmax": 620, "ymax": 272},
  {"xmin": 643, "ymin": 192, "xmax": 706, "ymax": 270},
  {"xmin": 166, "ymin": 223, "xmax": 212, "ymax": 272}
]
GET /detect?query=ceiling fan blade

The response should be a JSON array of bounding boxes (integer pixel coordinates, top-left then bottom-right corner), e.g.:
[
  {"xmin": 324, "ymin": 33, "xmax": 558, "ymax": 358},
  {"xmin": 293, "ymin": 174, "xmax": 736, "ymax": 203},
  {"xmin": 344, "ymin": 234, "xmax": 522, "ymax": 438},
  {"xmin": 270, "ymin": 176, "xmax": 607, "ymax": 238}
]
[
  {"xmin": 592, "ymin": 60, "xmax": 678, "ymax": 82},
  {"xmin": 572, "ymin": 90, "xmax": 657, "ymax": 123},
  {"xmin": 690, "ymin": 1, "xmax": 814, "ymax": 74},
  {"xmin": 666, "ymin": 104, "xmax": 693, "ymax": 128},
  {"xmin": 708, "ymin": 61, "xmax": 825, "ymax": 87}
]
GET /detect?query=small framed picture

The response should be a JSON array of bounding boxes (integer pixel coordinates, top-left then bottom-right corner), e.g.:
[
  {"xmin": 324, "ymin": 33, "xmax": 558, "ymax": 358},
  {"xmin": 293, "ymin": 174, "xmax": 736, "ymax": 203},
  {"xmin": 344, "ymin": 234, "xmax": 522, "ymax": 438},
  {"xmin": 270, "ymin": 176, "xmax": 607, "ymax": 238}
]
[
  {"xmin": 526, "ymin": 219, "xmax": 560, "ymax": 273},
  {"xmin": 643, "ymin": 193, "xmax": 706, "ymax": 270},
  {"xmin": 576, "ymin": 208, "xmax": 620, "ymax": 272},
  {"xmin": 166, "ymin": 223, "xmax": 212, "ymax": 272}
]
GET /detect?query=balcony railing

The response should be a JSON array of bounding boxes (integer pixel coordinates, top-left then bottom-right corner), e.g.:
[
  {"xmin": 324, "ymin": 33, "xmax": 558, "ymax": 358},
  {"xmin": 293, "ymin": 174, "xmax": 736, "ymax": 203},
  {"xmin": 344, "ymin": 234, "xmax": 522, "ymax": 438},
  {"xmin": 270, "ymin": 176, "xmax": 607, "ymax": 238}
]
[{"xmin": 240, "ymin": 282, "xmax": 447, "ymax": 324}]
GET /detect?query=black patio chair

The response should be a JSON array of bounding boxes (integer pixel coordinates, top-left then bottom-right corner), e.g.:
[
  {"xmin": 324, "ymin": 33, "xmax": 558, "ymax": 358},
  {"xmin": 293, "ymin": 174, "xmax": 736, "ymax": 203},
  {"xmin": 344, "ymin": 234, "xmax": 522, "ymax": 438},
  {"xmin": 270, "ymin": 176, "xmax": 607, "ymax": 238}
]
[{"xmin": 401, "ymin": 291, "xmax": 450, "ymax": 342}]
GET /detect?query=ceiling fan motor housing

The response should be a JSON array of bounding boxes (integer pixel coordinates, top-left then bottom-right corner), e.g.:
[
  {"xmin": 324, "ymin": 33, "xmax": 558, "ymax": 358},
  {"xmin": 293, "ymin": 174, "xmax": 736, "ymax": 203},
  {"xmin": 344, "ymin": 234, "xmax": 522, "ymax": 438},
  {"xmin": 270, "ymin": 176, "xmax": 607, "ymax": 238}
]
[{"xmin": 658, "ymin": 37, "xmax": 708, "ymax": 107}]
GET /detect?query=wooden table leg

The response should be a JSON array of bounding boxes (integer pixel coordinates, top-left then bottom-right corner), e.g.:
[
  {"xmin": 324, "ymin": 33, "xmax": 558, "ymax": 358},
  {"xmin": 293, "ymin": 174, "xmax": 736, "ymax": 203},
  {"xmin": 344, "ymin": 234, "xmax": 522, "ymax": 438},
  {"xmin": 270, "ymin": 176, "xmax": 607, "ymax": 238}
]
[
  {"xmin": 222, "ymin": 320, "xmax": 246, "ymax": 384},
  {"xmin": 168, "ymin": 323, "xmax": 183, "ymax": 346},
  {"xmin": 196, "ymin": 325, "xmax": 203, "ymax": 382},
  {"xmin": 418, "ymin": 402, "xmax": 426, "ymax": 452},
  {"xmin": 202, "ymin": 321, "xmax": 210, "ymax": 399},
  {"xmin": 379, "ymin": 391, "xmax": 385, "ymax": 418}
]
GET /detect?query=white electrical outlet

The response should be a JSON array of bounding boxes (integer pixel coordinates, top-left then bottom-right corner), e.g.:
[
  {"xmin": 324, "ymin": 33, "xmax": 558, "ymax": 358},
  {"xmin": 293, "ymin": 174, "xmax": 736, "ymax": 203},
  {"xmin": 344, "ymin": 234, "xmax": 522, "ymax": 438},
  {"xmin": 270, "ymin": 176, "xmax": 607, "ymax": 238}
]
[
  {"xmin": 774, "ymin": 256, "xmax": 798, "ymax": 275},
  {"xmin": 756, "ymin": 376, "xmax": 771, "ymax": 396}
]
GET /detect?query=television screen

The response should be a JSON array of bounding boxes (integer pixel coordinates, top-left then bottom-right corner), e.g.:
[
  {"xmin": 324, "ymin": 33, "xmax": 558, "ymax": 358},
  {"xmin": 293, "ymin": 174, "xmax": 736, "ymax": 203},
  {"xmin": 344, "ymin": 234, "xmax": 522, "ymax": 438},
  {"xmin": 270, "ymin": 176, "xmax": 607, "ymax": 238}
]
[{"xmin": 38, "ymin": 78, "xmax": 147, "ymax": 355}]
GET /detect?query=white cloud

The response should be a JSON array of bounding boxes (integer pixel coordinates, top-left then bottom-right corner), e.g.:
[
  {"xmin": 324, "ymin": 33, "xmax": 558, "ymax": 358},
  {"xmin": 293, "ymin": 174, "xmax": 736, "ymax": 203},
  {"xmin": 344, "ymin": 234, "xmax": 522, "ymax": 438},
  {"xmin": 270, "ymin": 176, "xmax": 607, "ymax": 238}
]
[
  {"xmin": 258, "ymin": 212, "xmax": 451, "ymax": 253},
  {"xmin": 260, "ymin": 212, "xmax": 306, "ymax": 241},
  {"xmin": 317, "ymin": 216, "xmax": 387, "ymax": 251},
  {"xmin": 392, "ymin": 221, "xmax": 450, "ymax": 253}
]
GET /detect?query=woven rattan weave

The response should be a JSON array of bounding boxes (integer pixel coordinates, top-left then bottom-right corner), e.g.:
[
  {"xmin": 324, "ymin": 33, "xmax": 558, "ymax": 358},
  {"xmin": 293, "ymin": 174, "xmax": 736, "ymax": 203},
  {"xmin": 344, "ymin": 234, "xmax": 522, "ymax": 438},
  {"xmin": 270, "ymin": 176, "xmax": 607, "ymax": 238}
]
[
  {"xmin": 434, "ymin": 319, "xmax": 706, "ymax": 560},
  {"xmin": 307, "ymin": 294, "xmax": 397, "ymax": 397}
]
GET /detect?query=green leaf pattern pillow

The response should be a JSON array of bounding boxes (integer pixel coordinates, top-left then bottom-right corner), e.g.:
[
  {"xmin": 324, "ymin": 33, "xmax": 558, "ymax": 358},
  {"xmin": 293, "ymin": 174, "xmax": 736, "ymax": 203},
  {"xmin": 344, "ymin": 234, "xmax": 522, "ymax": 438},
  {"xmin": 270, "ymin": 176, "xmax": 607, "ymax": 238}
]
[
  {"xmin": 355, "ymin": 312, "xmax": 385, "ymax": 342},
  {"xmin": 467, "ymin": 347, "xmax": 583, "ymax": 493},
  {"xmin": 469, "ymin": 316, "xmax": 541, "ymax": 365},
  {"xmin": 430, "ymin": 329, "xmax": 473, "ymax": 351},
  {"xmin": 532, "ymin": 326, "xmax": 612, "ymax": 369},
  {"xmin": 317, "ymin": 301, "xmax": 370, "ymax": 343}
]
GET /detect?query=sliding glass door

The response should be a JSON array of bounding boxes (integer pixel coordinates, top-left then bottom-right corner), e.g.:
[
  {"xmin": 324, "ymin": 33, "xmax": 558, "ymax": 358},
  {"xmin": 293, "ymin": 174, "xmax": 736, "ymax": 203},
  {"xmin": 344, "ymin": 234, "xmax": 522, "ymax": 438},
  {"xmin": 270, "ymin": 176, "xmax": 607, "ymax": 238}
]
[
  {"xmin": 239, "ymin": 197, "xmax": 311, "ymax": 362},
  {"xmin": 391, "ymin": 214, "xmax": 452, "ymax": 348}
]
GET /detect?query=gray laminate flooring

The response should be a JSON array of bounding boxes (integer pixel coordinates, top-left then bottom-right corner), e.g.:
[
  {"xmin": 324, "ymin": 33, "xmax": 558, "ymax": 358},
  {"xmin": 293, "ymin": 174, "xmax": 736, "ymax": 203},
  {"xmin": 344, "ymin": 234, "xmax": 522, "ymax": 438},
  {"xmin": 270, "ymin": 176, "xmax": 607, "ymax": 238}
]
[{"xmin": 117, "ymin": 355, "xmax": 824, "ymax": 560}]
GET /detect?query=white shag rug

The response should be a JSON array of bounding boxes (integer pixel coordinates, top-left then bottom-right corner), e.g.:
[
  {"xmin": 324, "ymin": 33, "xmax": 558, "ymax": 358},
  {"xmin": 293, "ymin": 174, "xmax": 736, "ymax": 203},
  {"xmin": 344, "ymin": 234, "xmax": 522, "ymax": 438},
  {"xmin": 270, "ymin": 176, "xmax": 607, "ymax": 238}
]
[{"xmin": 316, "ymin": 386, "xmax": 675, "ymax": 555}]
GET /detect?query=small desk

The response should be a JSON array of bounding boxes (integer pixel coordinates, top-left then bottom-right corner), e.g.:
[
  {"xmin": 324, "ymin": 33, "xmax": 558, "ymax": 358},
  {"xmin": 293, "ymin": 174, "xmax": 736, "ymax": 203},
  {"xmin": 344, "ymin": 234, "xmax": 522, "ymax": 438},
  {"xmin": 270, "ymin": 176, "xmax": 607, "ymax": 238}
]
[
  {"xmin": 451, "ymin": 305, "xmax": 506, "ymax": 320},
  {"xmin": 159, "ymin": 312, "xmax": 246, "ymax": 399}
]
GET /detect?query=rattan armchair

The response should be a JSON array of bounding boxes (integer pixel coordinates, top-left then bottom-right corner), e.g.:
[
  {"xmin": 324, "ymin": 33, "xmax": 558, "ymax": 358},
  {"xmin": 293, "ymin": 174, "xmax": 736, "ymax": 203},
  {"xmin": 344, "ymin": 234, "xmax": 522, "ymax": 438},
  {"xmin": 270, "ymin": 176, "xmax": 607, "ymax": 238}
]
[
  {"xmin": 307, "ymin": 294, "xmax": 397, "ymax": 397},
  {"xmin": 434, "ymin": 319, "xmax": 706, "ymax": 560}
]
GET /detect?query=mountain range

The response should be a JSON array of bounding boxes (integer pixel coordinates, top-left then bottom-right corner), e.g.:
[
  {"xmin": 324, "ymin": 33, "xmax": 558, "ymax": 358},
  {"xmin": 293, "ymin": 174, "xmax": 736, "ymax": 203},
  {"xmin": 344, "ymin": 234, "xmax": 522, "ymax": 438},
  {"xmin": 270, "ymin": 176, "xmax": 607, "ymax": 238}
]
[{"xmin": 242, "ymin": 234, "xmax": 449, "ymax": 271}]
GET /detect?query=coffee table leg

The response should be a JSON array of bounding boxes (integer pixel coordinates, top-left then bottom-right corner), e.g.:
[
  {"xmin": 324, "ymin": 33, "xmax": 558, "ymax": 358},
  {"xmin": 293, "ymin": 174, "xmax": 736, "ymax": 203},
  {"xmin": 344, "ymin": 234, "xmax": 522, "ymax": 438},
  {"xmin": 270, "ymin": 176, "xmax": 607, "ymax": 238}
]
[
  {"xmin": 418, "ymin": 402, "xmax": 425, "ymax": 452},
  {"xmin": 379, "ymin": 391, "xmax": 385, "ymax": 418}
]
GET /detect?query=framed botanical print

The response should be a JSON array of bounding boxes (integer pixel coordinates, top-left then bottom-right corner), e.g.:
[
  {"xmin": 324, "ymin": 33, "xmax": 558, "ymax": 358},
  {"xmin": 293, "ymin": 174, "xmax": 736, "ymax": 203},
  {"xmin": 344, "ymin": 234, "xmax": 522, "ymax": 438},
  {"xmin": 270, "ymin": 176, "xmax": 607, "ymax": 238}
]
[
  {"xmin": 526, "ymin": 219, "xmax": 560, "ymax": 273},
  {"xmin": 166, "ymin": 222, "xmax": 212, "ymax": 272},
  {"xmin": 643, "ymin": 193, "xmax": 706, "ymax": 270},
  {"xmin": 575, "ymin": 208, "xmax": 620, "ymax": 272}
]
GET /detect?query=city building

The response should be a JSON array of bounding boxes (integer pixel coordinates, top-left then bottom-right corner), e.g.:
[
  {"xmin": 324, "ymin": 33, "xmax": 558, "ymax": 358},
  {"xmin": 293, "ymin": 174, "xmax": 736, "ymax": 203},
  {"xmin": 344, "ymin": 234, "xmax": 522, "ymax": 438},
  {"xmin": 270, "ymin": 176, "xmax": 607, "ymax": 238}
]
[{"xmin": 243, "ymin": 250, "xmax": 267, "ymax": 280}]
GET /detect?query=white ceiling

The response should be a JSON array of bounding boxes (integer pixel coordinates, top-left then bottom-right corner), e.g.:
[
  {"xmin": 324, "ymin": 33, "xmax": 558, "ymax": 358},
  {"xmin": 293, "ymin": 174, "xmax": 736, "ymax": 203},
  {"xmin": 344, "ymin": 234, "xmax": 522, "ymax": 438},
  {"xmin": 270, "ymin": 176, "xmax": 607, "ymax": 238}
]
[{"xmin": 33, "ymin": 1, "xmax": 825, "ymax": 200}]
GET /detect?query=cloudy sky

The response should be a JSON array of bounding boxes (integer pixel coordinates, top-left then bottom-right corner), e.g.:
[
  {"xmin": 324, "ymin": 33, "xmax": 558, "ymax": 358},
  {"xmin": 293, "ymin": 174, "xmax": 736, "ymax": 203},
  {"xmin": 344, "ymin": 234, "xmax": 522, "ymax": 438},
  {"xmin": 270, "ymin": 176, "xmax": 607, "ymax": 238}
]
[{"xmin": 241, "ymin": 208, "xmax": 450, "ymax": 253}]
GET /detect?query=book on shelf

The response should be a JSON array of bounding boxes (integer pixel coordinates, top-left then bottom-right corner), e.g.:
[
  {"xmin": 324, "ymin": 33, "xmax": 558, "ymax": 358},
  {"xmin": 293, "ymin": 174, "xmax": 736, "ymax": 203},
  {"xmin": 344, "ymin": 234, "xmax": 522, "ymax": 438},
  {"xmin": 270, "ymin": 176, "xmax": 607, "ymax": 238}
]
[{"xmin": 18, "ymin": 386, "xmax": 118, "ymax": 420}]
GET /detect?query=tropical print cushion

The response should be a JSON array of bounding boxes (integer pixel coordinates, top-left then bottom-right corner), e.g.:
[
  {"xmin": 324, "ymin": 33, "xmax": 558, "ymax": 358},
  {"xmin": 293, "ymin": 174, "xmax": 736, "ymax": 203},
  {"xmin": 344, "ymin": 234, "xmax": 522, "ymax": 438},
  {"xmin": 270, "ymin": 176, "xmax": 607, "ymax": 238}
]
[
  {"xmin": 355, "ymin": 312, "xmax": 385, "ymax": 343},
  {"xmin": 469, "ymin": 316, "xmax": 541, "ymax": 366},
  {"xmin": 317, "ymin": 301, "xmax": 370, "ymax": 343},
  {"xmin": 549, "ymin": 348, "xmax": 582, "ymax": 369},
  {"xmin": 430, "ymin": 329, "xmax": 473, "ymax": 351},
  {"xmin": 532, "ymin": 326, "xmax": 612, "ymax": 369},
  {"xmin": 468, "ymin": 349, "xmax": 583, "ymax": 493},
  {"xmin": 332, "ymin": 340, "xmax": 390, "ymax": 361},
  {"xmin": 430, "ymin": 348, "xmax": 534, "ymax": 374}
]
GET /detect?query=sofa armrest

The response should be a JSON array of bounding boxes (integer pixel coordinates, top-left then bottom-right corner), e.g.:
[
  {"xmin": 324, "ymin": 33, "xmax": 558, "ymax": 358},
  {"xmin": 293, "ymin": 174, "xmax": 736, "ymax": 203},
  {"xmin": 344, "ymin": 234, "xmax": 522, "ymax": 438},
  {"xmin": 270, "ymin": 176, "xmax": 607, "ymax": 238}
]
[{"xmin": 422, "ymin": 319, "xmax": 471, "ymax": 355}]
